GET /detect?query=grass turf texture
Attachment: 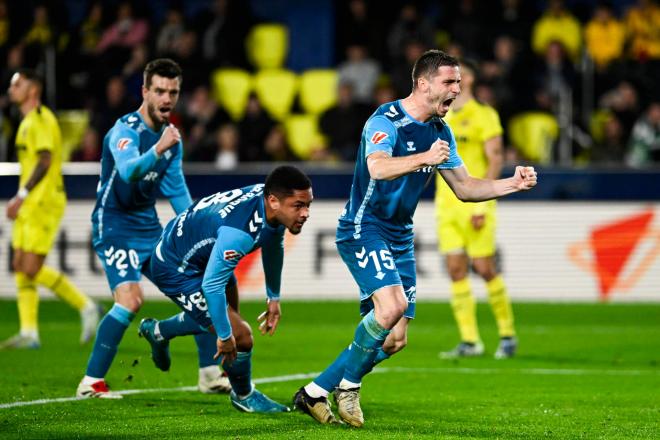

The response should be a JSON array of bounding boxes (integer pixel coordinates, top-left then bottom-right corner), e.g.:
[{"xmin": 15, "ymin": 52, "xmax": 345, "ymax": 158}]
[{"xmin": 0, "ymin": 299, "xmax": 658, "ymax": 439}]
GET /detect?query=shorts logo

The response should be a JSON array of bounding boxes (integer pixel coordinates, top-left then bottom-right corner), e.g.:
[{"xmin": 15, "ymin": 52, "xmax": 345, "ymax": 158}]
[
  {"xmin": 370, "ymin": 131, "xmax": 389, "ymax": 145},
  {"xmin": 117, "ymin": 138, "xmax": 132, "ymax": 150},
  {"xmin": 224, "ymin": 250, "xmax": 242, "ymax": 261}
]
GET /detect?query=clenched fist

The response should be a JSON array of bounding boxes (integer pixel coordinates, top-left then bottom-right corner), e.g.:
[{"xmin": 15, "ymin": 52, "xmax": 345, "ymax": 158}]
[
  {"xmin": 155, "ymin": 124, "xmax": 181, "ymax": 155},
  {"xmin": 423, "ymin": 139, "xmax": 450, "ymax": 166},
  {"xmin": 513, "ymin": 166, "xmax": 537, "ymax": 191}
]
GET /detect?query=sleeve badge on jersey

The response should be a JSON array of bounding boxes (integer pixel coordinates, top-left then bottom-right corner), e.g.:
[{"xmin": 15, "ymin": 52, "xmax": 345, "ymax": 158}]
[
  {"xmin": 223, "ymin": 250, "xmax": 243, "ymax": 261},
  {"xmin": 117, "ymin": 138, "xmax": 132, "ymax": 150},
  {"xmin": 370, "ymin": 131, "xmax": 389, "ymax": 145}
]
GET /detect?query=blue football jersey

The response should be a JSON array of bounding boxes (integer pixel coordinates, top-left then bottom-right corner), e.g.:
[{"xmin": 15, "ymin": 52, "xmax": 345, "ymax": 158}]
[
  {"xmin": 336, "ymin": 100, "xmax": 463, "ymax": 243},
  {"xmin": 91, "ymin": 111, "xmax": 190, "ymax": 242},
  {"xmin": 154, "ymin": 184, "xmax": 285, "ymax": 339}
]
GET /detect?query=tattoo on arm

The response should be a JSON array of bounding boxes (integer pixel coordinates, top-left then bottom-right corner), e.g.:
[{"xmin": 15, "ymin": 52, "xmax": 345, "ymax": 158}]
[{"xmin": 25, "ymin": 151, "xmax": 52, "ymax": 191}]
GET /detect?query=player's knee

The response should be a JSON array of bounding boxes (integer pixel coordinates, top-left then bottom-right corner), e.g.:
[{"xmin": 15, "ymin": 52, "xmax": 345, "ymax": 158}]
[
  {"xmin": 473, "ymin": 260, "xmax": 497, "ymax": 280},
  {"xmin": 115, "ymin": 295, "xmax": 143, "ymax": 313},
  {"xmin": 234, "ymin": 319, "xmax": 253, "ymax": 351}
]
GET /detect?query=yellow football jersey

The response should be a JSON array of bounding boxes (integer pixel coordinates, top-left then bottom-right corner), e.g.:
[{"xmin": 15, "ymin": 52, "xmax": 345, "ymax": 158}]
[
  {"xmin": 15, "ymin": 105, "xmax": 66, "ymax": 208},
  {"xmin": 435, "ymin": 99, "xmax": 503, "ymax": 212}
]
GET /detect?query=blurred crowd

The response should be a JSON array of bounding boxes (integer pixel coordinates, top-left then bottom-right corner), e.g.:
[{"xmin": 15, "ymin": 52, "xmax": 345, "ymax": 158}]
[{"xmin": 0, "ymin": 0, "xmax": 658, "ymax": 168}]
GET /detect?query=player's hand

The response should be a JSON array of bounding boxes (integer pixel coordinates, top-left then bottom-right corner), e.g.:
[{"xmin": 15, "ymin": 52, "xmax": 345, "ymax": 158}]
[
  {"xmin": 471, "ymin": 214, "xmax": 486, "ymax": 230},
  {"xmin": 424, "ymin": 139, "xmax": 450, "ymax": 166},
  {"xmin": 513, "ymin": 166, "xmax": 537, "ymax": 191},
  {"xmin": 257, "ymin": 299, "xmax": 281, "ymax": 336},
  {"xmin": 214, "ymin": 335, "xmax": 237, "ymax": 366},
  {"xmin": 6, "ymin": 196, "xmax": 23, "ymax": 220},
  {"xmin": 155, "ymin": 124, "xmax": 181, "ymax": 155}
]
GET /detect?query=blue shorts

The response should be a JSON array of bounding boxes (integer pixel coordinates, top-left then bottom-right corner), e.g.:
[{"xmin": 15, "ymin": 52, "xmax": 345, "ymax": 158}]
[
  {"xmin": 94, "ymin": 234, "xmax": 159, "ymax": 292},
  {"xmin": 150, "ymin": 255, "xmax": 238, "ymax": 328},
  {"xmin": 336, "ymin": 235, "xmax": 417, "ymax": 319}
]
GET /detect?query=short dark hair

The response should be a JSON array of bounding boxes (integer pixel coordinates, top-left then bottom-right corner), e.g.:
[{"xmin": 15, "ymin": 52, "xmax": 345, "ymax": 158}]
[
  {"xmin": 264, "ymin": 165, "xmax": 312, "ymax": 199},
  {"xmin": 411, "ymin": 50, "xmax": 459, "ymax": 90},
  {"xmin": 143, "ymin": 58, "xmax": 182, "ymax": 89},
  {"xmin": 16, "ymin": 68, "xmax": 44, "ymax": 89}
]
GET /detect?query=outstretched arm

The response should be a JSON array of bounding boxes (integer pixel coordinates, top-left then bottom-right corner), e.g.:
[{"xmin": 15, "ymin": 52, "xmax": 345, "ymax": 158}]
[
  {"xmin": 439, "ymin": 165, "xmax": 537, "ymax": 202},
  {"xmin": 258, "ymin": 231, "xmax": 285, "ymax": 335}
]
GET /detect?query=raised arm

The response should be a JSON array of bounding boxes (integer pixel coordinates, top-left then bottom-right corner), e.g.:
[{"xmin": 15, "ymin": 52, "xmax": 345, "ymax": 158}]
[
  {"xmin": 439, "ymin": 165, "xmax": 537, "ymax": 202},
  {"xmin": 110, "ymin": 123, "xmax": 181, "ymax": 182}
]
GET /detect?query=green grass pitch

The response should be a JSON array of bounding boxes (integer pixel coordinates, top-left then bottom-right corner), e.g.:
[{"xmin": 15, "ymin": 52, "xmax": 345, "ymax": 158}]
[{"xmin": 0, "ymin": 299, "xmax": 658, "ymax": 439}]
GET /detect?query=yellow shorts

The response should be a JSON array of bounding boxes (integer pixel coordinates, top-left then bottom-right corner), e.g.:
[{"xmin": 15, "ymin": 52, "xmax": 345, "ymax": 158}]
[
  {"xmin": 12, "ymin": 199, "xmax": 65, "ymax": 255},
  {"xmin": 437, "ymin": 207, "xmax": 496, "ymax": 258}
]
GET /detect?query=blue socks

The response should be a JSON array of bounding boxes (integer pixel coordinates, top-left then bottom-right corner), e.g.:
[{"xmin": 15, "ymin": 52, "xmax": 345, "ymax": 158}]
[
  {"xmin": 194, "ymin": 333, "xmax": 219, "ymax": 368},
  {"xmin": 85, "ymin": 303, "xmax": 135, "ymax": 378},
  {"xmin": 222, "ymin": 351, "xmax": 252, "ymax": 397},
  {"xmin": 315, "ymin": 346, "xmax": 351, "ymax": 392},
  {"xmin": 159, "ymin": 312, "xmax": 205, "ymax": 339},
  {"xmin": 158, "ymin": 312, "xmax": 219, "ymax": 369}
]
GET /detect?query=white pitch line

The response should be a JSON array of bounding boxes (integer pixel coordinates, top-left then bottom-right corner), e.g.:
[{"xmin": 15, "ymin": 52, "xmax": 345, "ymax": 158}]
[{"xmin": 1, "ymin": 367, "xmax": 657, "ymax": 410}]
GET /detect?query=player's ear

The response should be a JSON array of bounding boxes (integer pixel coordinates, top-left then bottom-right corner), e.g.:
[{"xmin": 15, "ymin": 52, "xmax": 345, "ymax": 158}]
[{"xmin": 266, "ymin": 194, "xmax": 280, "ymax": 211}]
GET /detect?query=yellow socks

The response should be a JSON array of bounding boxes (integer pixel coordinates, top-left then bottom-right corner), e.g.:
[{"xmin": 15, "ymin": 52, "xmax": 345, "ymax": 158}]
[
  {"xmin": 486, "ymin": 275, "xmax": 515, "ymax": 338},
  {"xmin": 35, "ymin": 266, "xmax": 89, "ymax": 311},
  {"xmin": 16, "ymin": 273, "xmax": 39, "ymax": 335},
  {"xmin": 450, "ymin": 278, "xmax": 480, "ymax": 343}
]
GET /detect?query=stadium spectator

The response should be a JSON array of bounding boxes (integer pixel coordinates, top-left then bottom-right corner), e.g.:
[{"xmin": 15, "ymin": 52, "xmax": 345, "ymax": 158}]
[
  {"xmin": 263, "ymin": 124, "xmax": 298, "ymax": 161},
  {"xmin": 599, "ymin": 80, "xmax": 640, "ymax": 142},
  {"xmin": 531, "ymin": 0, "xmax": 582, "ymax": 62},
  {"xmin": 337, "ymin": 43, "xmax": 381, "ymax": 105},
  {"xmin": 436, "ymin": 60, "xmax": 517, "ymax": 360},
  {"xmin": 294, "ymin": 50, "xmax": 537, "ymax": 428},
  {"xmin": 1, "ymin": 68, "xmax": 100, "ymax": 350},
  {"xmin": 121, "ymin": 43, "xmax": 148, "ymax": 102},
  {"xmin": 624, "ymin": 0, "xmax": 660, "ymax": 62},
  {"xmin": 486, "ymin": 0, "xmax": 535, "ymax": 46},
  {"xmin": 90, "ymin": 76, "xmax": 136, "ymax": 139},
  {"xmin": 627, "ymin": 101, "xmax": 660, "ymax": 167},
  {"xmin": 532, "ymin": 41, "xmax": 577, "ymax": 109},
  {"xmin": 590, "ymin": 112, "xmax": 627, "ymax": 164},
  {"xmin": 319, "ymin": 81, "xmax": 370, "ymax": 161},
  {"xmin": 137, "ymin": 165, "xmax": 312, "ymax": 413},
  {"xmin": 445, "ymin": 0, "xmax": 485, "ymax": 58},
  {"xmin": 77, "ymin": 59, "xmax": 230, "ymax": 399},
  {"xmin": 70, "ymin": 127, "xmax": 101, "ymax": 162},
  {"xmin": 181, "ymin": 85, "xmax": 229, "ymax": 160},
  {"xmin": 238, "ymin": 93, "xmax": 276, "ymax": 162},
  {"xmin": 214, "ymin": 123, "xmax": 239, "ymax": 170},
  {"xmin": 96, "ymin": 2, "xmax": 148, "ymax": 55},
  {"xmin": 387, "ymin": 3, "xmax": 435, "ymax": 63},
  {"xmin": 196, "ymin": 0, "xmax": 253, "ymax": 69},
  {"xmin": 584, "ymin": 2, "xmax": 625, "ymax": 71},
  {"xmin": 390, "ymin": 39, "xmax": 427, "ymax": 98},
  {"xmin": 155, "ymin": 6, "xmax": 185, "ymax": 57},
  {"xmin": 335, "ymin": 0, "xmax": 387, "ymax": 65}
]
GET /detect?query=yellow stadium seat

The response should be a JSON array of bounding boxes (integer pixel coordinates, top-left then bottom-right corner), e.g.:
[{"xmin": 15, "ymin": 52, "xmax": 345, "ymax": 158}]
[
  {"xmin": 284, "ymin": 113, "xmax": 326, "ymax": 160},
  {"xmin": 299, "ymin": 69, "xmax": 338, "ymax": 115},
  {"xmin": 253, "ymin": 69, "xmax": 298, "ymax": 121},
  {"xmin": 246, "ymin": 23, "xmax": 289, "ymax": 69},
  {"xmin": 210, "ymin": 68, "xmax": 252, "ymax": 121},
  {"xmin": 57, "ymin": 110, "xmax": 90, "ymax": 160},
  {"xmin": 507, "ymin": 112, "xmax": 559, "ymax": 164}
]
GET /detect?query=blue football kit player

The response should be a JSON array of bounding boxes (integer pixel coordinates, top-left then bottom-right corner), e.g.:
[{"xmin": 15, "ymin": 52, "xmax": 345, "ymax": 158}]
[
  {"xmin": 77, "ymin": 59, "xmax": 228, "ymax": 398},
  {"xmin": 294, "ymin": 50, "xmax": 538, "ymax": 427},
  {"xmin": 137, "ymin": 165, "xmax": 313, "ymax": 413}
]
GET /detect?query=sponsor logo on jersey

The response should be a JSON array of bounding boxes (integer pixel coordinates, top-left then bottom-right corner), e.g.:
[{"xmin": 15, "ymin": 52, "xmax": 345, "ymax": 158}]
[
  {"xmin": 224, "ymin": 250, "xmax": 243, "ymax": 261},
  {"xmin": 370, "ymin": 131, "xmax": 389, "ymax": 145},
  {"xmin": 117, "ymin": 138, "xmax": 132, "ymax": 151}
]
